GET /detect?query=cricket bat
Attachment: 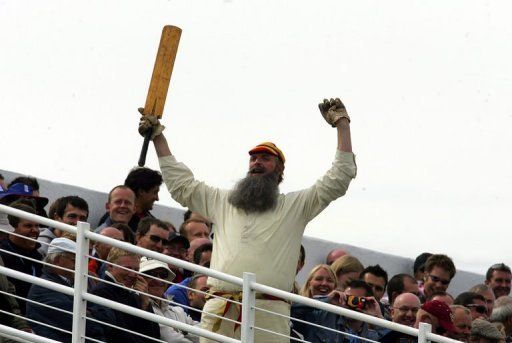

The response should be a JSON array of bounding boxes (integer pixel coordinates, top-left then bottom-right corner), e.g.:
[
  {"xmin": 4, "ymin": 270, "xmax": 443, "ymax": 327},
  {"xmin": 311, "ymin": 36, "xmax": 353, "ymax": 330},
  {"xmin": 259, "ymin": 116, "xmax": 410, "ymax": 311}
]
[{"xmin": 138, "ymin": 25, "xmax": 182, "ymax": 167}]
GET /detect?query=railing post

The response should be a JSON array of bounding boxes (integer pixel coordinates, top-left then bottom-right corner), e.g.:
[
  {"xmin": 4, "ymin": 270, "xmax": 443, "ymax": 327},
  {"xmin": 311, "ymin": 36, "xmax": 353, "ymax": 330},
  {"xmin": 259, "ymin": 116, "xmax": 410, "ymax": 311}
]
[
  {"xmin": 241, "ymin": 272, "xmax": 256, "ymax": 343},
  {"xmin": 418, "ymin": 322, "xmax": 432, "ymax": 343},
  {"xmin": 71, "ymin": 221, "xmax": 90, "ymax": 342}
]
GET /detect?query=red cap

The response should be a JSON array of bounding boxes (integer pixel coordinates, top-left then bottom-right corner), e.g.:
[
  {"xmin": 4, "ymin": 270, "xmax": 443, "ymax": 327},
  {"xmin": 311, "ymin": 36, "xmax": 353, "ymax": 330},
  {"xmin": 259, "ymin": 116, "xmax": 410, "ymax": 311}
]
[{"xmin": 421, "ymin": 300, "xmax": 456, "ymax": 332}]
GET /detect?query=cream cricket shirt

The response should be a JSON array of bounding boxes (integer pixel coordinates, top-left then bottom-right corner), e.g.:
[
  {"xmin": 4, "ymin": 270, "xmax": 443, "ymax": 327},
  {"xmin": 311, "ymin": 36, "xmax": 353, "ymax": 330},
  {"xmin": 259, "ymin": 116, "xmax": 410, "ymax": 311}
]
[{"xmin": 159, "ymin": 150, "xmax": 357, "ymax": 293}]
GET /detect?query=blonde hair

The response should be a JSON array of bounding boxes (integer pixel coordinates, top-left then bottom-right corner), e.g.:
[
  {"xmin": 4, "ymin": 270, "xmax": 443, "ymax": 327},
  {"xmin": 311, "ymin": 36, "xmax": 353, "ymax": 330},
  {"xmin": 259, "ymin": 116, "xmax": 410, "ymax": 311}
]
[
  {"xmin": 106, "ymin": 247, "xmax": 139, "ymax": 265},
  {"xmin": 331, "ymin": 255, "xmax": 364, "ymax": 277},
  {"xmin": 300, "ymin": 264, "xmax": 338, "ymax": 298}
]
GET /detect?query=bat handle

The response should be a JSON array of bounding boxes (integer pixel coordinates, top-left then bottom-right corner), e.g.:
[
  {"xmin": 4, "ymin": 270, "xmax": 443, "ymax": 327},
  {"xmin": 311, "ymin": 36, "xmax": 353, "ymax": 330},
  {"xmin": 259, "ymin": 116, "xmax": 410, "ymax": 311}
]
[{"xmin": 138, "ymin": 128, "xmax": 153, "ymax": 167}]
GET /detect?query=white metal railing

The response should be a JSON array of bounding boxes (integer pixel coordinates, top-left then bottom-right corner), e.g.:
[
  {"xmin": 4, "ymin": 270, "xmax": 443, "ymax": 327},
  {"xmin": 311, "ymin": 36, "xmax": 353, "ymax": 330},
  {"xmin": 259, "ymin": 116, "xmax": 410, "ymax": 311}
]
[{"xmin": 0, "ymin": 203, "xmax": 462, "ymax": 343}]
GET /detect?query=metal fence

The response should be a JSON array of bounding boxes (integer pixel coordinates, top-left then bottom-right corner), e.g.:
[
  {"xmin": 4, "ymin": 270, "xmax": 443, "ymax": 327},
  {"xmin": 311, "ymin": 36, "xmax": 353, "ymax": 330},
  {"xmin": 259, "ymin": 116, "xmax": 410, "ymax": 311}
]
[{"xmin": 0, "ymin": 203, "xmax": 461, "ymax": 343}]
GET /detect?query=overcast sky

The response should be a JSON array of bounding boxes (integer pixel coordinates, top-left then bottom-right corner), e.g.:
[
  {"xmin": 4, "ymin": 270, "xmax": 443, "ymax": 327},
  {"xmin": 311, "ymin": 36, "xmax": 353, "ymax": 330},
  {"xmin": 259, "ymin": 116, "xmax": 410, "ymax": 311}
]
[{"xmin": 1, "ymin": 0, "xmax": 511, "ymax": 274}]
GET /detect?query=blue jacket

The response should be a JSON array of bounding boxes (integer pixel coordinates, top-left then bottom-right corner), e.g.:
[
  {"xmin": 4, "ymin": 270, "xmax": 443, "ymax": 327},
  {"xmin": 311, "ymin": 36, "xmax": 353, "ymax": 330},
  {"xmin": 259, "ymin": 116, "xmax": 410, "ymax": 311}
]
[
  {"xmin": 291, "ymin": 297, "xmax": 389, "ymax": 343},
  {"xmin": 27, "ymin": 272, "xmax": 114, "ymax": 342}
]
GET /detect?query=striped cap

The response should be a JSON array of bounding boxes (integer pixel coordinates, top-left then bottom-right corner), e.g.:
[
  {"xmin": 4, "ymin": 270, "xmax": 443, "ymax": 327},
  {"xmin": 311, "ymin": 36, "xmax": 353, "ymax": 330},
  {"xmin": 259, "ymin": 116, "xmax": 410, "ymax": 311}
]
[{"xmin": 249, "ymin": 142, "xmax": 285, "ymax": 164}]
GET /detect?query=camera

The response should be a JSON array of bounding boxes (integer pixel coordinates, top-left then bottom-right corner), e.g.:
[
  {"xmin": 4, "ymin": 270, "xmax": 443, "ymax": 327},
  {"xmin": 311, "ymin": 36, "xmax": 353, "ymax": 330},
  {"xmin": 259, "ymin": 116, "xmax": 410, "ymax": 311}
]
[{"xmin": 346, "ymin": 295, "xmax": 367, "ymax": 310}]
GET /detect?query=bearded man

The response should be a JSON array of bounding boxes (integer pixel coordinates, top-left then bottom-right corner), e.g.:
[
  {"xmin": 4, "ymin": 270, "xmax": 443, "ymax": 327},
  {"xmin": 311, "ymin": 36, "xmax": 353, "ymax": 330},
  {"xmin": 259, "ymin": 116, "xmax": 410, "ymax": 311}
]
[{"xmin": 138, "ymin": 98, "xmax": 357, "ymax": 342}]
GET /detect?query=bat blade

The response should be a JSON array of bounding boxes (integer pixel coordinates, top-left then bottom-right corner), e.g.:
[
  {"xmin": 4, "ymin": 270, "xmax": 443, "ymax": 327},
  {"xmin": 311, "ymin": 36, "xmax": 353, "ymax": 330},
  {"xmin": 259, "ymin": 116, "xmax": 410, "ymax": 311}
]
[{"xmin": 142, "ymin": 25, "xmax": 182, "ymax": 118}]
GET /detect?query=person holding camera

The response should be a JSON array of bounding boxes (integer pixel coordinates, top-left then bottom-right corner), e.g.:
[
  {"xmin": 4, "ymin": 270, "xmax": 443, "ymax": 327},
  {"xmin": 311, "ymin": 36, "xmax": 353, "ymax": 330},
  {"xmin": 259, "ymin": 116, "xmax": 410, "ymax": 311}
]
[{"xmin": 291, "ymin": 280, "xmax": 389, "ymax": 343}]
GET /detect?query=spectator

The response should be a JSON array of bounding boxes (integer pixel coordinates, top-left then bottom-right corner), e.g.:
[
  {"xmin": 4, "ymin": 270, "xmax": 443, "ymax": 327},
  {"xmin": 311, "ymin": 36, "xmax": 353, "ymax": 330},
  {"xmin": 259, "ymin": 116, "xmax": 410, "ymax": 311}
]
[
  {"xmin": 414, "ymin": 300, "xmax": 456, "ymax": 336},
  {"xmin": 454, "ymin": 292, "xmax": 488, "ymax": 320},
  {"xmin": 360, "ymin": 264, "xmax": 388, "ymax": 302},
  {"xmin": 387, "ymin": 274, "xmax": 419, "ymax": 306},
  {"xmin": 427, "ymin": 291, "xmax": 454, "ymax": 305},
  {"xmin": 187, "ymin": 274, "xmax": 209, "ymax": 322},
  {"xmin": 89, "ymin": 226, "xmax": 125, "ymax": 278},
  {"xmin": 292, "ymin": 280, "xmax": 387, "ymax": 343},
  {"xmin": 7, "ymin": 177, "xmax": 48, "ymax": 219},
  {"xmin": 180, "ymin": 219, "xmax": 210, "ymax": 242},
  {"xmin": 422, "ymin": 254, "xmax": 456, "ymax": 300},
  {"xmin": 485, "ymin": 263, "xmax": 511, "ymax": 299},
  {"xmin": 391, "ymin": 292, "xmax": 421, "ymax": 326},
  {"xmin": 470, "ymin": 284, "xmax": 496, "ymax": 317},
  {"xmin": 471, "ymin": 318, "xmax": 505, "ymax": 343},
  {"xmin": 27, "ymin": 238, "xmax": 113, "ymax": 341},
  {"xmin": 96, "ymin": 185, "xmax": 136, "ymax": 232},
  {"xmin": 299, "ymin": 264, "xmax": 338, "ymax": 298},
  {"xmin": 124, "ymin": 167, "xmax": 162, "ymax": 216},
  {"xmin": 183, "ymin": 210, "xmax": 212, "ymax": 230},
  {"xmin": 449, "ymin": 305, "xmax": 472, "ymax": 343},
  {"xmin": 135, "ymin": 217, "xmax": 170, "ymax": 253},
  {"xmin": 0, "ymin": 255, "xmax": 31, "ymax": 333},
  {"xmin": 490, "ymin": 296, "xmax": 512, "ymax": 341},
  {"xmin": 0, "ymin": 201, "xmax": 43, "ymax": 314},
  {"xmin": 91, "ymin": 247, "xmax": 160, "ymax": 343},
  {"xmin": 292, "ymin": 245, "xmax": 306, "ymax": 294},
  {"xmin": 163, "ymin": 232, "xmax": 190, "ymax": 283},
  {"xmin": 187, "ymin": 237, "xmax": 211, "ymax": 263},
  {"xmin": 413, "ymin": 252, "xmax": 432, "ymax": 297},
  {"xmin": 331, "ymin": 255, "xmax": 364, "ymax": 291},
  {"xmin": 38, "ymin": 195, "xmax": 89, "ymax": 256},
  {"xmin": 162, "ymin": 220, "xmax": 177, "ymax": 234},
  {"xmin": 193, "ymin": 242, "xmax": 212, "ymax": 267},
  {"xmin": 138, "ymin": 257, "xmax": 200, "ymax": 343},
  {"xmin": 326, "ymin": 248, "xmax": 348, "ymax": 266}
]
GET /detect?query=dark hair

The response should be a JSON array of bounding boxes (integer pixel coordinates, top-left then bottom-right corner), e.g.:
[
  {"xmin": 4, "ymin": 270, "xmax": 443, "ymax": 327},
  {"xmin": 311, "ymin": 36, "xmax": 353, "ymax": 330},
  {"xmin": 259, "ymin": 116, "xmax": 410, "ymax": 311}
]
[
  {"xmin": 161, "ymin": 221, "xmax": 177, "ymax": 233},
  {"xmin": 425, "ymin": 254, "xmax": 456, "ymax": 279},
  {"xmin": 486, "ymin": 263, "xmax": 511, "ymax": 281},
  {"xmin": 193, "ymin": 243, "xmax": 213, "ymax": 265},
  {"xmin": 184, "ymin": 210, "xmax": 193, "ymax": 222},
  {"xmin": 414, "ymin": 252, "xmax": 433, "ymax": 274},
  {"xmin": 7, "ymin": 201, "xmax": 37, "ymax": 227},
  {"xmin": 454, "ymin": 292, "xmax": 485, "ymax": 307},
  {"xmin": 136, "ymin": 217, "xmax": 168, "ymax": 237},
  {"xmin": 124, "ymin": 167, "xmax": 162, "ymax": 196},
  {"xmin": 426, "ymin": 291, "xmax": 454, "ymax": 302},
  {"xmin": 360, "ymin": 264, "xmax": 388, "ymax": 287},
  {"xmin": 387, "ymin": 273, "xmax": 416, "ymax": 304},
  {"xmin": 111, "ymin": 223, "xmax": 135, "ymax": 244},
  {"xmin": 8, "ymin": 176, "xmax": 39, "ymax": 191},
  {"xmin": 346, "ymin": 280, "xmax": 373, "ymax": 296},
  {"xmin": 107, "ymin": 185, "xmax": 134, "ymax": 203},
  {"xmin": 52, "ymin": 196, "xmax": 89, "ymax": 219},
  {"xmin": 299, "ymin": 245, "xmax": 306, "ymax": 265}
]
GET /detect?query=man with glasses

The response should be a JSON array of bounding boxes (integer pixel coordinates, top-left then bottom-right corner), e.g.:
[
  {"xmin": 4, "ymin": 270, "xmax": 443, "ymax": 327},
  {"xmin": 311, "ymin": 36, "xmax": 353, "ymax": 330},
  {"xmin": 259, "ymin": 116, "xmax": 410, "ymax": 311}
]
[
  {"xmin": 135, "ymin": 217, "xmax": 170, "ymax": 253},
  {"xmin": 422, "ymin": 254, "xmax": 456, "ymax": 301},
  {"xmin": 391, "ymin": 292, "xmax": 421, "ymax": 327},
  {"xmin": 454, "ymin": 292, "xmax": 489, "ymax": 320},
  {"xmin": 485, "ymin": 263, "xmax": 511, "ymax": 298}
]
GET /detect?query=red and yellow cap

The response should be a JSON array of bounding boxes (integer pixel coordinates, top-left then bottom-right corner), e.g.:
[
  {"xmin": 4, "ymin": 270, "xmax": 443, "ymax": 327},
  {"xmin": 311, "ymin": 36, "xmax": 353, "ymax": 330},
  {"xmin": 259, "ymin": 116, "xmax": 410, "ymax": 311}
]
[{"xmin": 248, "ymin": 142, "xmax": 285, "ymax": 164}]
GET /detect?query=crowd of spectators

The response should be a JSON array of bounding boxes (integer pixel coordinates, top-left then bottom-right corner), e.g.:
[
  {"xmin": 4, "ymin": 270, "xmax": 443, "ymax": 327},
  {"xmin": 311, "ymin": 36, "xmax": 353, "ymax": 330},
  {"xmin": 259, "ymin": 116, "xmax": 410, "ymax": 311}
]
[{"xmin": 0, "ymin": 171, "xmax": 511, "ymax": 343}]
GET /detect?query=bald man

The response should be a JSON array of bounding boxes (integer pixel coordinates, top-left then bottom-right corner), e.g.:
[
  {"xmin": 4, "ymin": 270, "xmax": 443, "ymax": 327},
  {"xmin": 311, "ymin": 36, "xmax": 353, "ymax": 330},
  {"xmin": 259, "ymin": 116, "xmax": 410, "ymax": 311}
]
[
  {"xmin": 391, "ymin": 293, "xmax": 421, "ymax": 327},
  {"xmin": 326, "ymin": 248, "xmax": 349, "ymax": 265}
]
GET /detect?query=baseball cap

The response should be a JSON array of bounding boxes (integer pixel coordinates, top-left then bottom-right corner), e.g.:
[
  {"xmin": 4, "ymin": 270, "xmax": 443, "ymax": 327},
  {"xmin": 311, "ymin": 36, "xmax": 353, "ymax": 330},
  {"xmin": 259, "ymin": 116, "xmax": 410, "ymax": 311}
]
[
  {"xmin": 249, "ymin": 142, "xmax": 285, "ymax": 164},
  {"xmin": 169, "ymin": 231, "xmax": 190, "ymax": 249},
  {"xmin": 0, "ymin": 183, "xmax": 49, "ymax": 207},
  {"xmin": 47, "ymin": 237, "xmax": 76, "ymax": 255},
  {"xmin": 139, "ymin": 257, "xmax": 176, "ymax": 281},
  {"xmin": 421, "ymin": 300, "xmax": 456, "ymax": 332}
]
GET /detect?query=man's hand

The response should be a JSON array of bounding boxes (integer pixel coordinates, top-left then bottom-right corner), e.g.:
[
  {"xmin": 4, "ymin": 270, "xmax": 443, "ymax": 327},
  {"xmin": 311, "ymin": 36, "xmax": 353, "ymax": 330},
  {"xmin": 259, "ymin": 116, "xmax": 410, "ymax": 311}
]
[
  {"xmin": 363, "ymin": 297, "xmax": 384, "ymax": 318},
  {"xmin": 138, "ymin": 108, "xmax": 165, "ymax": 140},
  {"xmin": 327, "ymin": 290, "xmax": 347, "ymax": 307},
  {"xmin": 319, "ymin": 98, "xmax": 351, "ymax": 127},
  {"xmin": 133, "ymin": 275, "xmax": 151, "ymax": 310}
]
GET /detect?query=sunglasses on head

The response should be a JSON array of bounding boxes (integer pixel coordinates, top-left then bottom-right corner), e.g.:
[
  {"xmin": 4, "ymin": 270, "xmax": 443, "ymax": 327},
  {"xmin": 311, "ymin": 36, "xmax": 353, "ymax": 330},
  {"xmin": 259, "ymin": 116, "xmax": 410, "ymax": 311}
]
[
  {"xmin": 148, "ymin": 235, "xmax": 170, "ymax": 246},
  {"xmin": 428, "ymin": 274, "xmax": 450, "ymax": 285},
  {"xmin": 466, "ymin": 304, "xmax": 487, "ymax": 314}
]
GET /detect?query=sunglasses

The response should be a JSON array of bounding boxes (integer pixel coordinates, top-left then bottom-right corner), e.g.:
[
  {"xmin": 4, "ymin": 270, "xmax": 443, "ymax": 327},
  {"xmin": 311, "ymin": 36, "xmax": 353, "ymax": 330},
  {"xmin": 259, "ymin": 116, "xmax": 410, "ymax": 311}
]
[
  {"xmin": 466, "ymin": 304, "xmax": 487, "ymax": 314},
  {"xmin": 428, "ymin": 274, "xmax": 450, "ymax": 285},
  {"xmin": 148, "ymin": 235, "xmax": 170, "ymax": 246},
  {"xmin": 145, "ymin": 269, "xmax": 170, "ymax": 280}
]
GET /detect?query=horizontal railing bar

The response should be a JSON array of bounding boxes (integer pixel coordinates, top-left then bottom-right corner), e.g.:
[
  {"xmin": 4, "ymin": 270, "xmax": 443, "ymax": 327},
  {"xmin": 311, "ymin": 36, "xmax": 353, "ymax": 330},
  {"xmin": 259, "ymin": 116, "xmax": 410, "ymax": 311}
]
[
  {"xmin": 0, "ymin": 324, "xmax": 61, "ymax": 343},
  {"xmin": 0, "ymin": 204, "xmax": 76, "ymax": 235},
  {"xmin": 0, "ymin": 266, "xmax": 74, "ymax": 296},
  {"xmin": 83, "ymin": 293, "xmax": 240, "ymax": 343}
]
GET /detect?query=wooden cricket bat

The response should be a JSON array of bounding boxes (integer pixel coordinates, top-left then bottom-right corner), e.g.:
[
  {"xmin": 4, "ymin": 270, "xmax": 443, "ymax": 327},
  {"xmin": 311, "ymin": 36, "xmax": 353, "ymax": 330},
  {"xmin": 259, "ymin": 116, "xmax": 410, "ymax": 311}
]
[{"xmin": 138, "ymin": 25, "xmax": 182, "ymax": 166}]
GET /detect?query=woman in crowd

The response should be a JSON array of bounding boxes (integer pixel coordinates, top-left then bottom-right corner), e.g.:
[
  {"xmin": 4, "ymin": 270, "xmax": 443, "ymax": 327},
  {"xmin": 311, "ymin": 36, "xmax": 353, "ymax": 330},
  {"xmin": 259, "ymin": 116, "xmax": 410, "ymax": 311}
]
[
  {"xmin": 300, "ymin": 264, "xmax": 338, "ymax": 298},
  {"xmin": 331, "ymin": 255, "xmax": 364, "ymax": 291}
]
